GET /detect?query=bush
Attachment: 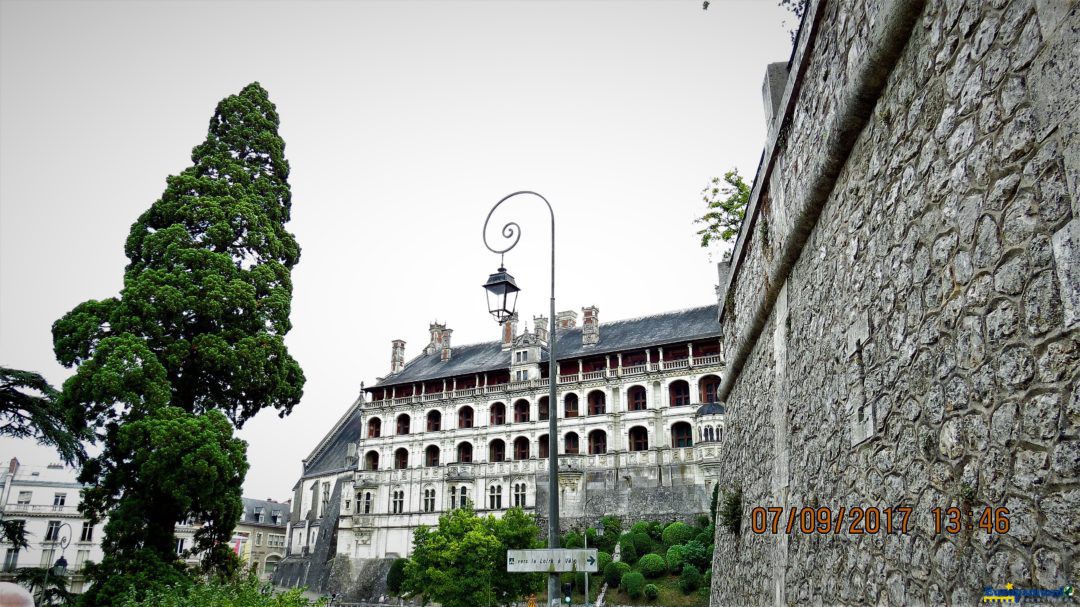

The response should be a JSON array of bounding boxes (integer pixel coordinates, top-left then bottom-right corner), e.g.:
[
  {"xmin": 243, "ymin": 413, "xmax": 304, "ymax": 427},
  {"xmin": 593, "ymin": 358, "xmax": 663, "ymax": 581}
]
[
  {"xmin": 597, "ymin": 551, "xmax": 612, "ymax": 572},
  {"xmin": 666, "ymin": 544, "xmax": 686, "ymax": 573},
  {"xmin": 682, "ymin": 539, "xmax": 710, "ymax": 569},
  {"xmin": 644, "ymin": 583, "xmax": 660, "ymax": 600},
  {"xmin": 637, "ymin": 553, "xmax": 666, "ymax": 578},
  {"xmin": 704, "ymin": 568, "xmax": 713, "ymax": 589},
  {"xmin": 604, "ymin": 561, "xmax": 631, "ymax": 587},
  {"xmin": 696, "ymin": 514, "xmax": 712, "ymax": 528},
  {"xmin": 597, "ymin": 515, "xmax": 622, "ymax": 552},
  {"xmin": 575, "ymin": 571, "xmax": 588, "ymax": 593},
  {"xmin": 662, "ymin": 522, "xmax": 695, "ymax": 547},
  {"xmin": 630, "ymin": 531, "xmax": 654, "ymax": 555},
  {"xmin": 694, "ymin": 530, "xmax": 713, "ymax": 545},
  {"xmin": 386, "ymin": 558, "xmax": 408, "ymax": 594},
  {"xmin": 629, "ymin": 521, "xmax": 650, "ymax": 536},
  {"xmin": 563, "ymin": 531, "xmax": 585, "ymax": 549},
  {"xmin": 718, "ymin": 486, "xmax": 742, "ymax": 534},
  {"xmin": 121, "ymin": 574, "xmax": 324, "ymax": 606},
  {"xmin": 618, "ymin": 537, "xmax": 638, "ymax": 564},
  {"xmin": 646, "ymin": 520, "xmax": 665, "ymax": 542},
  {"xmin": 679, "ymin": 564, "xmax": 703, "ymax": 594},
  {"xmin": 621, "ymin": 571, "xmax": 646, "ymax": 598}
]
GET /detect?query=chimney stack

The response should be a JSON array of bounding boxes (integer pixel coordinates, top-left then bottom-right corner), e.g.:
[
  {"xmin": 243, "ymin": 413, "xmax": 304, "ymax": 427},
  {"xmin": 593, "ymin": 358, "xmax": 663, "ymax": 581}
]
[
  {"xmin": 8, "ymin": 457, "xmax": 19, "ymax": 474},
  {"xmin": 556, "ymin": 310, "xmax": 578, "ymax": 329},
  {"xmin": 390, "ymin": 340, "xmax": 406, "ymax": 374},
  {"xmin": 501, "ymin": 313, "xmax": 519, "ymax": 350},
  {"xmin": 425, "ymin": 322, "xmax": 448, "ymax": 355},
  {"xmin": 533, "ymin": 315, "xmax": 549, "ymax": 343},
  {"xmin": 441, "ymin": 329, "xmax": 454, "ymax": 362},
  {"xmin": 582, "ymin": 306, "xmax": 599, "ymax": 345}
]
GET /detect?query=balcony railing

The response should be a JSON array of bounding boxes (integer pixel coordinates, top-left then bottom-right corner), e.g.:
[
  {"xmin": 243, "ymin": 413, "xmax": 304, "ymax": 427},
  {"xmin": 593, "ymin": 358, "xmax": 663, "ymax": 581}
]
[
  {"xmin": 581, "ymin": 371, "xmax": 604, "ymax": 381},
  {"xmin": 662, "ymin": 359, "xmax": 690, "ymax": 370},
  {"xmin": 5, "ymin": 504, "xmax": 80, "ymax": 515}
]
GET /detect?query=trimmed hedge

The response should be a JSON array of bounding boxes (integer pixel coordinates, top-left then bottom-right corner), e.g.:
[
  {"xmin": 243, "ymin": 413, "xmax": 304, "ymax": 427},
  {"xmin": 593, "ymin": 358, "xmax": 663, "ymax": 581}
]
[
  {"xmin": 679, "ymin": 564, "xmax": 703, "ymax": 594},
  {"xmin": 604, "ymin": 561, "xmax": 631, "ymax": 587},
  {"xmin": 618, "ymin": 537, "xmax": 638, "ymax": 564},
  {"xmin": 665, "ymin": 544, "xmax": 686, "ymax": 573},
  {"xmin": 644, "ymin": 583, "xmax": 660, "ymax": 600},
  {"xmin": 637, "ymin": 553, "xmax": 666, "ymax": 578},
  {"xmin": 662, "ymin": 521, "xmax": 695, "ymax": 547},
  {"xmin": 621, "ymin": 571, "xmax": 646, "ymax": 598}
]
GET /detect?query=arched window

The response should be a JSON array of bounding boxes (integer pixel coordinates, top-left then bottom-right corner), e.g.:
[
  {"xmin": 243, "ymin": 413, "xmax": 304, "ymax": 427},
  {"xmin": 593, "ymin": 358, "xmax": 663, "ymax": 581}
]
[
  {"xmin": 513, "ymin": 483, "xmax": 527, "ymax": 507},
  {"xmin": 699, "ymin": 375, "xmax": 721, "ymax": 403},
  {"xmin": 489, "ymin": 439, "xmax": 506, "ymax": 462},
  {"xmin": 363, "ymin": 491, "xmax": 372, "ymax": 514},
  {"xmin": 564, "ymin": 394, "xmax": 579, "ymax": 418},
  {"xmin": 629, "ymin": 426, "xmax": 649, "ymax": 451},
  {"xmin": 514, "ymin": 437, "xmax": 530, "ymax": 460},
  {"xmin": 425, "ymin": 445, "xmax": 440, "ymax": 467},
  {"xmin": 539, "ymin": 397, "xmax": 549, "ymax": 421},
  {"xmin": 427, "ymin": 410, "xmax": 442, "ymax": 432},
  {"xmin": 456, "ymin": 442, "xmax": 473, "ymax": 463},
  {"xmin": 628, "ymin": 386, "xmax": 647, "ymax": 411},
  {"xmin": 394, "ymin": 448, "xmax": 409, "ymax": 469},
  {"xmin": 588, "ymin": 430, "xmax": 607, "ymax": 454},
  {"xmin": 538, "ymin": 434, "xmax": 549, "ymax": 458},
  {"xmin": 669, "ymin": 381, "xmax": 690, "ymax": 407},
  {"xmin": 490, "ymin": 402, "xmax": 506, "ymax": 425},
  {"xmin": 587, "ymin": 390, "xmax": 606, "ymax": 416},
  {"xmin": 564, "ymin": 432, "xmax": 579, "ymax": 455},
  {"xmin": 489, "ymin": 485, "xmax": 503, "ymax": 509},
  {"xmin": 367, "ymin": 417, "xmax": 382, "ymax": 438},
  {"xmin": 672, "ymin": 422, "xmax": 693, "ymax": 448},
  {"xmin": 449, "ymin": 486, "xmax": 458, "ymax": 509},
  {"xmin": 458, "ymin": 406, "xmax": 474, "ymax": 429},
  {"xmin": 364, "ymin": 451, "xmax": 379, "ymax": 470},
  {"xmin": 423, "ymin": 488, "xmax": 436, "ymax": 512},
  {"xmin": 460, "ymin": 485, "xmax": 470, "ymax": 508},
  {"xmin": 396, "ymin": 414, "xmax": 411, "ymax": 435},
  {"xmin": 391, "ymin": 490, "xmax": 404, "ymax": 514},
  {"xmin": 514, "ymin": 399, "xmax": 530, "ymax": 423}
]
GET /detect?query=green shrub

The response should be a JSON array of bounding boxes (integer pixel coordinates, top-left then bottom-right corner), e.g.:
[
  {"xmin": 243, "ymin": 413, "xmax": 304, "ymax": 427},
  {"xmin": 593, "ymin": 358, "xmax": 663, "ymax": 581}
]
[
  {"xmin": 621, "ymin": 571, "xmax": 646, "ymax": 598},
  {"xmin": 666, "ymin": 544, "xmax": 686, "ymax": 573},
  {"xmin": 718, "ymin": 486, "xmax": 742, "ymax": 534},
  {"xmin": 618, "ymin": 537, "xmax": 638, "ymax": 564},
  {"xmin": 709, "ymin": 484, "xmax": 720, "ymax": 523},
  {"xmin": 563, "ymin": 531, "xmax": 585, "ymax": 549},
  {"xmin": 575, "ymin": 571, "xmax": 588, "ymax": 592},
  {"xmin": 597, "ymin": 551, "xmax": 612, "ymax": 572},
  {"xmin": 694, "ymin": 530, "xmax": 712, "ymax": 545},
  {"xmin": 637, "ymin": 553, "xmax": 666, "ymax": 578},
  {"xmin": 682, "ymin": 539, "xmax": 709, "ymax": 569},
  {"xmin": 646, "ymin": 520, "xmax": 665, "ymax": 542},
  {"xmin": 662, "ymin": 521, "xmax": 695, "ymax": 547},
  {"xmin": 386, "ymin": 558, "xmax": 408, "ymax": 594},
  {"xmin": 630, "ymin": 531, "xmax": 653, "ymax": 555},
  {"xmin": 604, "ymin": 561, "xmax": 630, "ymax": 587},
  {"xmin": 696, "ymin": 514, "xmax": 711, "ymax": 528},
  {"xmin": 679, "ymin": 564, "xmax": 703, "ymax": 594},
  {"xmin": 643, "ymin": 583, "xmax": 660, "ymax": 600},
  {"xmin": 121, "ymin": 574, "xmax": 325, "ymax": 606},
  {"xmin": 704, "ymin": 568, "xmax": 713, "ymax": 589},
  {"xmin": 597, "ymin": 516, "xmax": 622, "ymax": 552},
  {"xmin": 629, "ymin": 521, "xmax": 650, "ymax": 535}
]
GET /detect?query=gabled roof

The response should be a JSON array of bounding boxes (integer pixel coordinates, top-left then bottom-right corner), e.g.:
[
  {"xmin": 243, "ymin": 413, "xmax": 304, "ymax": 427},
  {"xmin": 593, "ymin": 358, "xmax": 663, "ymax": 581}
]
[
  {"xmin": 370, "ymin": 304, "xmax": 720, "ymax": 389},
  {"xmin": 240, "ymin": 497, "xmax": 290, "ymax": 526},
  {"xmin": 300, "ymin": 395, "xmax": 363, "ymax": 479}
]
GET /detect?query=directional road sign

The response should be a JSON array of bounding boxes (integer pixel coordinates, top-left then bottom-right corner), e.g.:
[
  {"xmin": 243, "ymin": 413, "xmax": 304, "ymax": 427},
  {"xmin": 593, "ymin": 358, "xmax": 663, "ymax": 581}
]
[{"xmin": 506, "ymin": 549, "xmax": 599, "ymax": 573}]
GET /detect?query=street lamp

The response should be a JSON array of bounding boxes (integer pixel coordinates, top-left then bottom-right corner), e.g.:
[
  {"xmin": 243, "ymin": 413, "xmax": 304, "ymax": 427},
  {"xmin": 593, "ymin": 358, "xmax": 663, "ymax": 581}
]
[
  {"xmin": 40, "ymin": 522, "xmax": 71, "ymax": 606},
  {"xmin": 482, "ymin": 190, "xmax": 560, "ymax": 607}
]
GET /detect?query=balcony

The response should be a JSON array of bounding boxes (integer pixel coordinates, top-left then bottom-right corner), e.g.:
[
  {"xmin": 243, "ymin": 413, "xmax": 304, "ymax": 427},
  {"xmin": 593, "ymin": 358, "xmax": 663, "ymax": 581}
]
[
  {"xmin": 4, "ymin": 504, "xmax": 81, "ymax": 515},
  {"xmin": 445, "ymin": 463, "xmax": 474, "ymax": 479}
]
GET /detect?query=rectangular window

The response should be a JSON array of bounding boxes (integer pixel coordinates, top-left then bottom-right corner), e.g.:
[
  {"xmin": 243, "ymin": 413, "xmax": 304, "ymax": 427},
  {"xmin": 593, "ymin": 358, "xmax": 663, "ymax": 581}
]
[
  {"xmin": 16, "ymin": 491, "xmax": 31, "ymax": 505},
  {"xmin": 2, "ymin": 549, "xmax": 18, "ymax": 572},
  {"xmin": 254, "ymin": 506, "xmax": 265, "ymax": 523},
  {"xmin": 75, "ymin": 550, "xmax": 89, "ymax": 571},
  {"xmin": 40, "ymin": 548, "xmax": 54, "ymax": 567},
  {"xmin": 80, "ymin": 521, "xmax": 94, "ymax": 542},
  {"xmin": 176, "ymin": 538, "xmax": 186, "ymax": 555},
  {"xmin": 53, "ymin": 493, "xmax": 67, "ymax": 509},
  {"xmin": 256, "ymin": 532, "xmax": 263, "ymax": 546},
  {"xmin": 364, "ymin": 492, "xmax": 372, "ymax": 514},
  {"xmin": 45, "ymin": 520, "xmax": 61, "ymax": 541},
  {"xmin": 271, "ymin": 510, "xmax": 282, "ymax": 525},
  {"xmin": 449, "ymin": 487, "xmax": 457, "ymax": 510},
  {"xmin": 515, "ymin": 370, "xmax": 528, "ymax": 381}
]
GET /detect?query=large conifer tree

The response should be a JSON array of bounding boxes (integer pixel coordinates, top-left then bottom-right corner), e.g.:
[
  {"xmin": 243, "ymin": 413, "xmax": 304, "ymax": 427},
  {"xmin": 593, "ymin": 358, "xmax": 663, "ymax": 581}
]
[{"xmin": 51, "ymin": 83, "xmax": 305, "ymax": 605}]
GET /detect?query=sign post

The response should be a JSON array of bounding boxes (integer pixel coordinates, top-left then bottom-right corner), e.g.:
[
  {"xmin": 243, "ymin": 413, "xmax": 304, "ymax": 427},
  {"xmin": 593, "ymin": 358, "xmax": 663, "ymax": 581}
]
[{"xmin": 507, "ymin": 549, "xmax": 599, "ymax": 573}]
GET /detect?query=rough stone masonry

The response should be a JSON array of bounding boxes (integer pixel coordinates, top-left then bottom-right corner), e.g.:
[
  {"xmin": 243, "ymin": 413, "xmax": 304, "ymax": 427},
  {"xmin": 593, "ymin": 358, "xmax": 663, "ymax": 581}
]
[{"xmin": 710, "ymin": 0, "xmax": 1078, "ymax": 605}]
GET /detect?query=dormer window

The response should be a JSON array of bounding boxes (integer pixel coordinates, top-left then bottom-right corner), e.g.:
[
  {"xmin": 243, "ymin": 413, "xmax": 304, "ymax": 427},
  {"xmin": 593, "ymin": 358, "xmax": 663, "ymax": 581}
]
[{"xmin": 254, "ymin": 507, "xmax": 265, "ymax": 523}]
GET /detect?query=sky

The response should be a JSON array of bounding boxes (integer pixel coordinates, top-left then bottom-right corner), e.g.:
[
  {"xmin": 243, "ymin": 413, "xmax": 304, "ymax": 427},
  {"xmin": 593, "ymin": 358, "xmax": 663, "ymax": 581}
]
[{"xmin": 1, "ymin": 0, "xmax": 794, "ymax": 501}]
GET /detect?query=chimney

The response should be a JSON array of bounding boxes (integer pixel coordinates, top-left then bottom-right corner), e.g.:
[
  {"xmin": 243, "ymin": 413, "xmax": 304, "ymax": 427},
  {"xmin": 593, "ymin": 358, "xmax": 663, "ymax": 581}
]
[
  {"xmin": 533, "ymin": 315, "xmax": 549, "ymax": 343},
  {"xmin": 582, "ymin": 306, "xmax": 599, "ymax": 345},
  {"xmin": 556, "ymin": 310, "xmax": 578, "ymax": 329},
  {"xmin": 425, "ymin": 322, "xmax": 447, "ymax": 355},
  {"xmin": 390, "ymin": 340, "xmax": 406, "ymax": 374},
  {"xmin": 8, "ymin": 457, "xmax": 19, "ymax": 474},
  {"xmin": 441, "ymin": 329, "xmax": 454, "ymax": 362},
  {"xmin": 501, "ymin": 313, "xmax": 519, "ymax": 350}
]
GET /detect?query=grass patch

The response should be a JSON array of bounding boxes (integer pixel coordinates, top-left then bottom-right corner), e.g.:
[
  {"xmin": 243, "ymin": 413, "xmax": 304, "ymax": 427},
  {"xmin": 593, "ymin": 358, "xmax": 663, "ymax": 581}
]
[{"xmin": 603, "ymin": 573, "xmax": 709, "ymax": 606}]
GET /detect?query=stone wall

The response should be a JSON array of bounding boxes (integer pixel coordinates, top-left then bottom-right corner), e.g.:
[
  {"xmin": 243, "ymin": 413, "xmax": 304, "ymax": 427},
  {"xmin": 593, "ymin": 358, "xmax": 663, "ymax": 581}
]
[{"xmin": 712, "ymin": 0, "xmax": 1078, "ymax": 604}]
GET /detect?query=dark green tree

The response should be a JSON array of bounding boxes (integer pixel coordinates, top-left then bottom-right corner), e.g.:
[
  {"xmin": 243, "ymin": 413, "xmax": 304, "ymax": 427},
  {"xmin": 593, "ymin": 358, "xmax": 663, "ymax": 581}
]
[
  {"xmin": 14, "ymin": 566, "xmax": 76, "ymax": 606},
  {"xmin": 51, "ymin": 82, "xmax": 304, "ymax": 606},
  {"xmin": 0, "ymin": 366, "xmax": 87, "ymax": 465},
  {"xmin": 402, "ymin": 507, "xmax": 543, "ymax": 607},
  {"xmin": 694, "ymin": 169, "xmax": 751, "ymax": 259}
]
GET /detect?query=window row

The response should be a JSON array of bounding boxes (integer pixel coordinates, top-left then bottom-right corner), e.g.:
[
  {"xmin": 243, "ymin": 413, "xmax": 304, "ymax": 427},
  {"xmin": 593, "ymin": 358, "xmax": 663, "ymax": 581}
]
[
  {"xmin": 365, "ymin": 377, "xmax": 720, "ymax": 438},
  {"xmin": 355, "ymin": 483, "xmax": 529, "ymax": 515},
  {"xmin": 361, "ymin": 423, "xmax": 694, "ymax": 470}
]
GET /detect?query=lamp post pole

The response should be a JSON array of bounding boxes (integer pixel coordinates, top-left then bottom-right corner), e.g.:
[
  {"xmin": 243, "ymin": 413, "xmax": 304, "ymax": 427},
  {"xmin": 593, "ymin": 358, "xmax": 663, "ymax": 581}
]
[
  {"xmin": 40, "ymin": 521, "xmax": 72, "ymax": 606},
  {"xmin": 483, "ymin": 190, "xmax": 560, "ymax": 606}
]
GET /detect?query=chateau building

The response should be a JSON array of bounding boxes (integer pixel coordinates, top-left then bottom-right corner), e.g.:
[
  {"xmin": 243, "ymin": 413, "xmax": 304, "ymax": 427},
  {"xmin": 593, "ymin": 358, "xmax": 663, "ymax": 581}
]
[{"xmin": 280, "ymin": 303, "xmax": 728, "ymax": 580}]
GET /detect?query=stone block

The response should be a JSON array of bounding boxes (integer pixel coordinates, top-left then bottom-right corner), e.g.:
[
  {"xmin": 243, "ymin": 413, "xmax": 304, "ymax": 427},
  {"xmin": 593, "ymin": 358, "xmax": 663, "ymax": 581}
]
[{"xmin": 1051, "ymin": 218, "xmax": 1080, "ymax": 327}]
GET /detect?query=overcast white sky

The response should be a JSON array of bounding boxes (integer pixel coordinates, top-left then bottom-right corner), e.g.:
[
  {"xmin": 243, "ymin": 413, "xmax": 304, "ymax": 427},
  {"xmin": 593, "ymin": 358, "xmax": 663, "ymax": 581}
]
[{"xmin": 1, "ymin": 0, "xmax": 793, "ymax": 501}]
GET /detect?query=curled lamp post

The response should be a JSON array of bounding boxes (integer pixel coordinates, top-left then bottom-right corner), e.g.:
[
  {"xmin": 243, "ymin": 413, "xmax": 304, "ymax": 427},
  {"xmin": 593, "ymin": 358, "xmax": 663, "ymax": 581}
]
[
  {"xmin": 40, "ymin": 522, "xmax": 71, "ymax": 605},
  {"xmin": 482, "ymin": 190, "xmax": 560, "ymax": 607}
]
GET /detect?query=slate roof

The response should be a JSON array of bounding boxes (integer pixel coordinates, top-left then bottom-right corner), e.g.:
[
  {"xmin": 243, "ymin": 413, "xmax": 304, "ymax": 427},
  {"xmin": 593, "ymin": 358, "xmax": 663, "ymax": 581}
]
[
  {"xmin": 371, "ymin": 304, "xmax": 720, "ymax": 389},
  {"xmin": 240, "ymin": 497, "xmax": 290, "ymax": 527},
  {"xmin": 696, "ymin": 403, "xmax": 726, "ymax": 416},
  {"xmin": 301, "ymin": 398, "xmax": 363, "ymax": 479}
]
